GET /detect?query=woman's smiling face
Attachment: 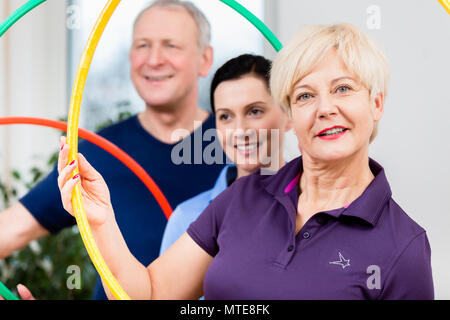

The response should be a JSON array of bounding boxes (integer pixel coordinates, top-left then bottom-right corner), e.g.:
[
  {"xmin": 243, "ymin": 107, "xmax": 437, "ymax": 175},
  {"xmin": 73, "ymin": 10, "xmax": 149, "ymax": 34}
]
[
  {"xmin": 214, "ymin": 75, "xmax": 289, "ymax": 175},
  {"xmin": 289, "ymin": 48, "xmax": 384, "ymax": 162}
]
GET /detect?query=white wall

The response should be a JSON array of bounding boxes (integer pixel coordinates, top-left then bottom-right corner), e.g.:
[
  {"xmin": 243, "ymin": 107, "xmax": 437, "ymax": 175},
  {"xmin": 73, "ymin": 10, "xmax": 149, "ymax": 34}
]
[
  {"xmin": 266, "ymin": 0, "xmax": 450, "ymax": 299},
  {"xmin": 0, "ymin": 0, "xmax": 67, "ymax": 190}
]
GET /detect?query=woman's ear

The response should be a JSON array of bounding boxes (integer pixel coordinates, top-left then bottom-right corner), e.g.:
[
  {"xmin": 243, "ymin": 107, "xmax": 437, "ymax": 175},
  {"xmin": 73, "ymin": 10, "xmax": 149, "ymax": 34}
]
[{"xmin": 372, "ymin": 92, "xmax": 384, "ymax": 121}]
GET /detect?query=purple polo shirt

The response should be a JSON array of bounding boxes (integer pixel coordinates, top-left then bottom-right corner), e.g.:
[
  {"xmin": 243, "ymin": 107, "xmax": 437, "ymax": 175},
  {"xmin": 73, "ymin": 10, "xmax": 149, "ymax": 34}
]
[{"xmin": 187, "ymin": 156, "xmax": 434, "ymax": 300}]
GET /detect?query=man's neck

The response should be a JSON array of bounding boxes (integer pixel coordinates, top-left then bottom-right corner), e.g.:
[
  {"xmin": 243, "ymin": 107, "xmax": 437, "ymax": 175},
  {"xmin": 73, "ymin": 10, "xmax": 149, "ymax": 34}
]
[{"xmin": 138, "ymin": 102, "xmax": 210, "ymax": 144}]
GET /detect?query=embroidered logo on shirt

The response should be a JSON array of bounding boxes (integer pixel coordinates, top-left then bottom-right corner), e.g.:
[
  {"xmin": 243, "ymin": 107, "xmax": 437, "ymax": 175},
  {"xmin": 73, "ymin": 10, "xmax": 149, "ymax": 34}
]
[{"xmin": 329, "ymin": 252, "xmax": 351, "ymax": 269}]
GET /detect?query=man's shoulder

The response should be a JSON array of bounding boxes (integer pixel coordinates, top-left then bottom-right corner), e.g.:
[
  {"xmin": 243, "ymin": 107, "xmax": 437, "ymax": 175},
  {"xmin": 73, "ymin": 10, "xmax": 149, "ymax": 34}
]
[
  {"xmin": 95, "ymin": 115, "xmax": 139, "ymax": 138},
  {"xmin": 93, "ymin": 112, "xmax": 215, "ymax": 142},
  {"xmin": 77, "ymin": 115, "xmax": 141, "ymax": 156},
  {"xmin": 200, "ymin": 112, "xmax": 216, "ymax": 130}
]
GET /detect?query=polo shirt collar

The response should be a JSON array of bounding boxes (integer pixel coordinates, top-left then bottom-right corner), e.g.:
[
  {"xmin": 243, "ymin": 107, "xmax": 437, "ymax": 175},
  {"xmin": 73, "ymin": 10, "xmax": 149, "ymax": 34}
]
[{"xmin": 261, "ymin": 156, "xmax": 392, "ymax": 227}]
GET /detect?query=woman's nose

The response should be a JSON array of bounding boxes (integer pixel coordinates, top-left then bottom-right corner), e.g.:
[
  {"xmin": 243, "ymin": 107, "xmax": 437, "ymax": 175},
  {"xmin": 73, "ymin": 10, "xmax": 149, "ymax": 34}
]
[
  {"xmin": 235, "ymin": 116, "xmax": 248, "ymax": 131},
  {"xmin": 230, "ymin": 117, "xmax": 256, "ymax": 142},
  {"xmin": 316, "ymin": 94, "xmax": 339, "ymax": 119}
]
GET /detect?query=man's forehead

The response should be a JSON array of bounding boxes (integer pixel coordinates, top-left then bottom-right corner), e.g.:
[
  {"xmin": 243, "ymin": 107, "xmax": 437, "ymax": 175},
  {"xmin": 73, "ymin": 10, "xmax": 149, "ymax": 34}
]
[
  {"xmin": 134, "ymin": 6, "xmax": 195, "ymax": 30},
  {"xmin": 133, "ymin": 6, "xmax": 198, "ymax": 40}
]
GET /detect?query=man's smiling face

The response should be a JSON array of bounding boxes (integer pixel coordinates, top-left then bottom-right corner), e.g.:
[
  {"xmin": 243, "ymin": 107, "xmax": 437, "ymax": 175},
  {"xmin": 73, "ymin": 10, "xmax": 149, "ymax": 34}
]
[{"xmin": 129, "ymin": 7, "xmax": 209, "ymax": 109}]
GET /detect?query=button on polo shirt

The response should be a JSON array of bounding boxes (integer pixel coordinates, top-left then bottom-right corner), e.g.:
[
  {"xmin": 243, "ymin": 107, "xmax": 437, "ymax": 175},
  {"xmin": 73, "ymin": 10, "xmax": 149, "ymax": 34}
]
[
  {"xmin": 315, "ymin": 215, "xmax": 327, "ymax": 225},
  {"xmin": 187, "ymin": 156, "xmax": 434, "ymax": 300}
]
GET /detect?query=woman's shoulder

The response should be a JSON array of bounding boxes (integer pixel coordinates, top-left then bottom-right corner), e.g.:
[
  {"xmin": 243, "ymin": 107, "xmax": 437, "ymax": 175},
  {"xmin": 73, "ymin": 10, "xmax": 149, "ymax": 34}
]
[
  {"xmin": 368, "ymin": 194, "xmax": 431, "ymax": 273},
  {"xmin": 374, "ymin": 198, "xmax": 433, "ymax": 299},
  {"xmin": 174, "ymin": 188, "xmax": 216, "ymax": 218},
  {"xmin": 208, "ymin": 157, "xmax": 303, "ymax": 215},
  {"xmin": 232, "ymin": 156, "xmax": 303, "ymax": 190},
  {"xmin": 384, "ymin": 197, "xmax": 427, "ymax": 239},
  {"xmin": 362, "ymin": 158, "xmax": 428, "ymax": 243}
]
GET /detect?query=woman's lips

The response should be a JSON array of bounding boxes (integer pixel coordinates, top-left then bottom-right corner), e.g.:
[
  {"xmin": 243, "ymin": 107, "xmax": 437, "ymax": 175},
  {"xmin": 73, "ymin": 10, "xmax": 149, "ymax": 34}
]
[
  {"xmin": 317, "ymin": 130, "xmax": 348, "ymax": 140},
  {"xmin": 316, "ymin": 126, "xmax": 349, "ymax": 140},
  {"xmin": 234, "ymin": 142, "xmax": 259, "ymax": 156}
]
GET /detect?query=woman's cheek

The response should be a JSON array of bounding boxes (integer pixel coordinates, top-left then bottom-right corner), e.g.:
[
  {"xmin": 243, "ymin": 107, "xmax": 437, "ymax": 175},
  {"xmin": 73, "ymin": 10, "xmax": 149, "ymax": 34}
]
[
  {"xmin": 216, "ymin": 128, "xmax": 227, "ymax": 149},
  {"xmin": 220, "ymin": 129, "xmax": 237, "ymax": 161}
]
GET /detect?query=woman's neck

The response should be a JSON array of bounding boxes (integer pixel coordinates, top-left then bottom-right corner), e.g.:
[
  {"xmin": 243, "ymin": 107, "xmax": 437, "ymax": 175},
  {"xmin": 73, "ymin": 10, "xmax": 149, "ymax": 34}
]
[{"xmin": 299, "ymin": 148, "xmax": 374, "ymax": 210}]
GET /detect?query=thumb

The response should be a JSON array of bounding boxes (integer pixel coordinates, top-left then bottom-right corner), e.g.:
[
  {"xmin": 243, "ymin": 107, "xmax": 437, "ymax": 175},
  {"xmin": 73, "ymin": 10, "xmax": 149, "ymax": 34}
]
[
  {"xmin": 17, "ymin": 284, "xmax": 35, "ymax": 300},
  {"xmin": 59, "ymin": 135, "xmax": 66, "ymax": 148},
  {"xmin": 77, "ymin": 153, "xmax": 102, "ymax": 180}
]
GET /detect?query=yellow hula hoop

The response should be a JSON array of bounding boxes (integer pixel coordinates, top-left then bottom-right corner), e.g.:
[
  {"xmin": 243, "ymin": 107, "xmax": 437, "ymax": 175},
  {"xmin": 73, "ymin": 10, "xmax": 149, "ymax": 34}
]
[
  {"xmin": 66, "ymin": 0, "xmax": 282, "ymax": 301},
  {"xmin": 67, "ymin": 0, "xmax": 130, "ymax": 300}
]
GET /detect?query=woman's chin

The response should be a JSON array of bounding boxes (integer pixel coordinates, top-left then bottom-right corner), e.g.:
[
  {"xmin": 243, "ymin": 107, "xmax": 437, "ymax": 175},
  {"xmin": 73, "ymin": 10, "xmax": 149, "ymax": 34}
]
[
  {"xmin": 309, "ymin": 148, "xmax": 357, "ymax": 163},
  {"xmin": 236, "ymin": 161, "xmax": 262, "ymax": 175}
]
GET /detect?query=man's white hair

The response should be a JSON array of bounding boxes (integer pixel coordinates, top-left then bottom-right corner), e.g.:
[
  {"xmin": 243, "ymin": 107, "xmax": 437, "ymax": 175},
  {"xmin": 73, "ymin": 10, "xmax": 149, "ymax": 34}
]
[{"xmin": 134, "ymin": 0, "xmax": 211, "ymax": 50}]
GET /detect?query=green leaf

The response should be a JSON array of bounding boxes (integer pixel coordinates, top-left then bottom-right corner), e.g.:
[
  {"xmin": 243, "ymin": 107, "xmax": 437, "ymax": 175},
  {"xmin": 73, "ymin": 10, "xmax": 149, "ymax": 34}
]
[
  {"xmin": 11, "ymin": 170, "xmax": 21, "ymax": 180},
  {"xmin": 47, "ymin": 152, "xmax": 59, "ymax": 166}
]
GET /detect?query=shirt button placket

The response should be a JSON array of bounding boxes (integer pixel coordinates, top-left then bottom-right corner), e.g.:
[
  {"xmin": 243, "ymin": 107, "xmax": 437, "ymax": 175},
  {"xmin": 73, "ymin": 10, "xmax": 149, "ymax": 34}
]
[{"xmin": 302, "ymin": 231, "xmax": 311, "ymax": 239}]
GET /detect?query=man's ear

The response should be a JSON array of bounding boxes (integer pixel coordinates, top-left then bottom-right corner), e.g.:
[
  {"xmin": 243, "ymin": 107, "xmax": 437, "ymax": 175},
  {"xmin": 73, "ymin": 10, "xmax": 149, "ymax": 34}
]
[
  {"xmin": 372, "ymin": 92, "xmax": 384, "ymax": 121},
  {"xmin": 199, "ymin": 45, "xmax": 214, "ymax": 77}
]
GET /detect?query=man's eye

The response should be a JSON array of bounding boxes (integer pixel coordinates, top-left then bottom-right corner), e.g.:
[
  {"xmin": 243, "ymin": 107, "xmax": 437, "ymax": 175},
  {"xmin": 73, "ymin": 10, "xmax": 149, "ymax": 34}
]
[
  {"xmin": 297, "ymin": 93, "xmax": 312, "ymax": 101},
  {"xmin": 219, "ymin": 114, "xmax": 230, "ymax": 121},
  {"xmin": 137, "ymin": 43, "xmax": 148, "ymax": 49}
]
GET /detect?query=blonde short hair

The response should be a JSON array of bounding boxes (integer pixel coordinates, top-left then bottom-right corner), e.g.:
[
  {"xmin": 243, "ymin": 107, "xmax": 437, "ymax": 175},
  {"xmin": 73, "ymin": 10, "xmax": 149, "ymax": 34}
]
[{"xmin": 270, "ymin": 23, "xmax": 389, "ymax": 142}]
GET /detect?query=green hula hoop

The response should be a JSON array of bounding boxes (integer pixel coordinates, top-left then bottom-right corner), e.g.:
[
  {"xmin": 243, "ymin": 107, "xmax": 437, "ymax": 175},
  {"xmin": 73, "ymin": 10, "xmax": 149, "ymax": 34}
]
[
  {"xmin": 0, "ymin": 280, "xmax": 19, "ymax": 300},
  {"xmin": 0, "ymin": 0, "xmax": 47, "ymax": 37},
  {"xmin": 219, "ymin": 0, "xmax": 283, "ymax": 52}
]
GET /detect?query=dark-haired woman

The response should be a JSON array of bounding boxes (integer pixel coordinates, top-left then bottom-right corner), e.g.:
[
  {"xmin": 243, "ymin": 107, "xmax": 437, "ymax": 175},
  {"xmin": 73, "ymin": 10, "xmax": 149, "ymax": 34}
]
[{"xmin": 159, "ymin": 54, "xmax": 291, "ymax": 254}]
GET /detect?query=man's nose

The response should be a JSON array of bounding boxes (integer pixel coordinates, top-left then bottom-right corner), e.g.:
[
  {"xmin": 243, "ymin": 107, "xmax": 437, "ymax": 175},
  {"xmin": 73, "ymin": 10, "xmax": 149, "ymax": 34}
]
[{"xmin": 147, "ymin": 46, "xmax": 164, "ymax": 66}]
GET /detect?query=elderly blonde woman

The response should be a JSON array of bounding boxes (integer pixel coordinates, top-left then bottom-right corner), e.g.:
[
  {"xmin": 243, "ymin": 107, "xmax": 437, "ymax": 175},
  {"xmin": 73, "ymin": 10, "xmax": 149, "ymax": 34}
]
[{"xmin": 47, "ymin": 23, "xmax": 433, "ymax": 300}]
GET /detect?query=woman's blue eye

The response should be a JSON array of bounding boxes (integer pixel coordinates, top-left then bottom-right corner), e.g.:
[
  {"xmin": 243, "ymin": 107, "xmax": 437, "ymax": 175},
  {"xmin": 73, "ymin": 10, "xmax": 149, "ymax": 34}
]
[
  {"xmin": 336, "ymin": 85, "xmax": 351, "ymax": 93},
  {"xmin": 297, "ymin": 93, "xmax": 312, "ymax": 101}
]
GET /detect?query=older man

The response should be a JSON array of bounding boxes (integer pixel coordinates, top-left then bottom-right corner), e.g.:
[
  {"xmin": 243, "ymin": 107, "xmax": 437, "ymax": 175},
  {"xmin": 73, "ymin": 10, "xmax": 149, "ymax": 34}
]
[{"xmin": 0, "ymin": 0, "xmax": 225, "ymax": 299}]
